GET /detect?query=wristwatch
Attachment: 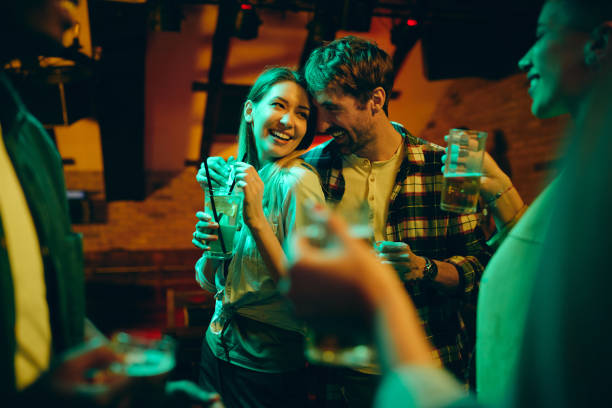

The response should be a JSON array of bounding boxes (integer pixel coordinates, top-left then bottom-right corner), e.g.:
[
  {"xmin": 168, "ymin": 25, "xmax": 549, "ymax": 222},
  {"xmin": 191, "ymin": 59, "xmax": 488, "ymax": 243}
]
[{"xmin": 422, "ymin": 257, "xmax": 438, "ymax": 281}]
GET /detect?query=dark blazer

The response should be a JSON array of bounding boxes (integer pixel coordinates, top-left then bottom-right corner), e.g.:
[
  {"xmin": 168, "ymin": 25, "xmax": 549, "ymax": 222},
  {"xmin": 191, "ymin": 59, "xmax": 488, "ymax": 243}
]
[{"xmin": 0, "ymin": 72, "xmax": 85, "ymax": 398}]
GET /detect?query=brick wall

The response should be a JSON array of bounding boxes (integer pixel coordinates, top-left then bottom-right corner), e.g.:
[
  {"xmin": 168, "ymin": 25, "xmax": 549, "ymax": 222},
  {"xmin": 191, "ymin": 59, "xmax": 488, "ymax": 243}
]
[{"xmin": 71, "ymin": 168, "xmax": 204, "ymax": 254}]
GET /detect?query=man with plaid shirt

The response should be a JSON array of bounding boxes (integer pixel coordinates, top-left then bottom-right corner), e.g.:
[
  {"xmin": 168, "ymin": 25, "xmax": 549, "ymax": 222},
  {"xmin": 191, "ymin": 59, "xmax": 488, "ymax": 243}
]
[{"xmin": 300, "ymin": 35, "xmax": 491, "ymax": 407}]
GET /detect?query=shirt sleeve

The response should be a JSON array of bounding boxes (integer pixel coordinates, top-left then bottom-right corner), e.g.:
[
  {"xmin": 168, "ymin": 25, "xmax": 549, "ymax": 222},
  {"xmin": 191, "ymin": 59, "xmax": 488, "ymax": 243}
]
[
  {"xmin": 443, "ymin": 213, "xmax": 492, "ymax": 300},
  {"xmin": 283, "ymin": 164, "xmax": 326, "ymax": 239},
  {"xmin": 195, "ymin": 255, "xmax": 217, "ymax": 293},
  {"xmin": 375, "ymin": 365, "xmax": 475, "ymax": 408}
]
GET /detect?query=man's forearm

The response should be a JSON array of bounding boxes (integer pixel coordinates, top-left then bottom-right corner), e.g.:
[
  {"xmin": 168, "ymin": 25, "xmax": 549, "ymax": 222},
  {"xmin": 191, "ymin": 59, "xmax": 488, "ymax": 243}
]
[
  {"xmin": 411, "ymin": 256, "xmax": 460, "ymax": 289},
  {"xmin": 432, "ymin": 260, "xmax": 460, "ymax": 288}
]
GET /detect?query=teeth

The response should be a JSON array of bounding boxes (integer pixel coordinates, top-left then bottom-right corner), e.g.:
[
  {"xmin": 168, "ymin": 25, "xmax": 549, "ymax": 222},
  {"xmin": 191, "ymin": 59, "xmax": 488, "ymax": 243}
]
[
  {"xmin": 330, "ymin": 130, "xmax": 345, "ymax": 138},
  {"xmin": 270, "ymin": 130, "xmax": 290, "ymax": 141}
]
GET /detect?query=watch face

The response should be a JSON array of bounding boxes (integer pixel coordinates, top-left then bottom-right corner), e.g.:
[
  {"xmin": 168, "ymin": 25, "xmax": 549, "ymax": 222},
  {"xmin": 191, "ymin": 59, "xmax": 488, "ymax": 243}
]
[{"xmin": 423, "ymin": 257, "xmax": 437, "ymax": 281}]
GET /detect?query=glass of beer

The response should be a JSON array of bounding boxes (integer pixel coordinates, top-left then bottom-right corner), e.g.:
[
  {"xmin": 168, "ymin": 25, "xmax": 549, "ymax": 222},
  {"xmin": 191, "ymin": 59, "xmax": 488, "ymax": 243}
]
[
  {"xmin": 441, "ymin": 129, "xmax": 488, "ymax": 213},
  {"xmin": 204, "ymin": 187, "xmax": 242, "ymax": 260},
  {"xmin": 109, "ymin": 332, "xmax": 176, "ymax": 378},
  {"xmin": 302, "ymin": 202, "xmax": 378, "ymax": 369},
  {"xmin": 108, "ymin": 332, "xmax": 176, "ymax": 406}
]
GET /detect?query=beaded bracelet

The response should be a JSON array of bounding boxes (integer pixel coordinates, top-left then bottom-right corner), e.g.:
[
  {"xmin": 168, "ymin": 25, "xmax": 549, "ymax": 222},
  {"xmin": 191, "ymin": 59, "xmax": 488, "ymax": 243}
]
[{"xmin": 486, "ymin": 185, "xmax": 514, "ymax": 207}]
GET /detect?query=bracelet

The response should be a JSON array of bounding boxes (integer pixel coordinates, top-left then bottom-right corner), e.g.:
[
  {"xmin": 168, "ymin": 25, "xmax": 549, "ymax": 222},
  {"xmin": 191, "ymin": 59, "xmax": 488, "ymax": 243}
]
[
  {"xmin": 504, "ymin": 204, "xmax": 528, "ymax": 229},
  {"xmin": 486, "ymin": 204, "xmax": 529, "ymax": 250},
  {"xmin": 486, "ymin": 185, "xmax": 514, "ymax": 207}
]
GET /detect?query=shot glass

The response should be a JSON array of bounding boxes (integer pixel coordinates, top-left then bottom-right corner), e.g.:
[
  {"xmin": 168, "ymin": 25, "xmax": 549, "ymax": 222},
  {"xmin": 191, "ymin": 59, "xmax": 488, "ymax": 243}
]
[
  {"xmin": 441, "ymin": 129, "xmax": 488, "ymax": 213},
  {"xmin": 109, "ymin": 332, "xmax": 176, "ymax": 378},
  {"xmin": 302, "ymin": 202, "xmax": 378, "ymax": 369},
  {"xmin": 107, "ymin": 332, "xmax": 176, "ymax": 407}
]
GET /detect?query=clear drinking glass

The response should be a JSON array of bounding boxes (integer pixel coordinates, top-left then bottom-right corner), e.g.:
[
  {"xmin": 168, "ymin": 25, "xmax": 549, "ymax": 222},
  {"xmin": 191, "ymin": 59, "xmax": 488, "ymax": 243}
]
[
  {"xmin": 109, "ymin": 332, "xmax": 176, "ymax": 378},
  {"xmin": 441, "ymin": 128, "xmax": 488, "ymax": 213},
  {"xmin": 204, "ymin": 187, "xmax": 242, "ymax": 260},
  {"xmin": 107, "ymin": 332, "xmax": 176, "ymax": 406},
  {"xmin": 302, "ymin": 202, "xmax": 378, "ymax": 369}
]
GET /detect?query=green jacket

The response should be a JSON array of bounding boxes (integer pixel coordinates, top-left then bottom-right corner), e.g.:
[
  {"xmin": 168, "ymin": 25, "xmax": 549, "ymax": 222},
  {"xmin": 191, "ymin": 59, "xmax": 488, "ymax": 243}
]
[{"xmin": 0, "ymin": 72, "xmax": 85, "ymax": 397}]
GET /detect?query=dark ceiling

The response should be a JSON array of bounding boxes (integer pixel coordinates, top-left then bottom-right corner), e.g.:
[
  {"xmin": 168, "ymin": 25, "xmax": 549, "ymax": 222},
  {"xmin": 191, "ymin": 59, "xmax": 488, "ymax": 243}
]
[{"xmin": 165, "ymin": 0, "xmax": 541, "ymax": 159}]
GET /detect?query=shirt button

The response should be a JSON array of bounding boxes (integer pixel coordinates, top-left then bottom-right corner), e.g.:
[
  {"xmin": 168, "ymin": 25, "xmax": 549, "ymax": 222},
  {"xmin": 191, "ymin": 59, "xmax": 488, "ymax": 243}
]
[
  {"xmin": 370, "ymin": 176, "xmax": 375, "ymax": 182},
  {"xmin": 369, "ymin": 196, "xmax": 374, "ymax": 201}
]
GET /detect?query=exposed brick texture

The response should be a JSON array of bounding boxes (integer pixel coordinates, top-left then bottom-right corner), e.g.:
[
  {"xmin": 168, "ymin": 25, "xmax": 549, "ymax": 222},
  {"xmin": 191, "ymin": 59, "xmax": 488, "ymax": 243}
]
[{"xmin": 417, "ymin": 73, "xmax": 568, "ymax": 203}]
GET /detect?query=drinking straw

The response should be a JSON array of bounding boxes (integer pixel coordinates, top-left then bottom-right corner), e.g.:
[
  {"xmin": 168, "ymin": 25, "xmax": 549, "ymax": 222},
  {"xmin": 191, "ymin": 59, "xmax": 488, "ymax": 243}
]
[
  {"xmin": 228, "ymin": 154, "xmax": 246, "ymax": 194},
  {"xmin": 227, "ymin": 165, "xmax": 237, "ymax": 195},
  {"xmin": 203, "ymin": 159, "xmax": 228, "ymax": 255}
]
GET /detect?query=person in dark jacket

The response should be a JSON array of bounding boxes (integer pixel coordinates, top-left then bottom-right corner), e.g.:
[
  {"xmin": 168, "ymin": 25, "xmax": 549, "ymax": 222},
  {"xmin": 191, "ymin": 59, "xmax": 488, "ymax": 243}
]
[{"xmin": 1, "ymin": 2, "xmax": 221, "ymax": 407}]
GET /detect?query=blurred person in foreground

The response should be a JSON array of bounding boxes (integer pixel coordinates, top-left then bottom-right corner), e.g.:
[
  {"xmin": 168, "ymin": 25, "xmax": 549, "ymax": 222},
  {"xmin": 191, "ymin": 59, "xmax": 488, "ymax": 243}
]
[
  {"xmin": 465, "ymin": 0, "xmax": 612, "ymax": 402},
  {"xmin": 1, "ymin": 1, "xmax": 220, "ymax": 406},
  {"xmin": 286, "ymin": 0, "xmax": 612, "ymax": 406}
]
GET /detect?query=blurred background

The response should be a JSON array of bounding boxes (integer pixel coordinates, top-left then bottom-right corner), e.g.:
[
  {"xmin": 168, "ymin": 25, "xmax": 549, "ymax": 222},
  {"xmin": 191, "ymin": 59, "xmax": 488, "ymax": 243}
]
[{"xmin": 4, "ymin": 0, "xmax": 565, "ymax": 383}]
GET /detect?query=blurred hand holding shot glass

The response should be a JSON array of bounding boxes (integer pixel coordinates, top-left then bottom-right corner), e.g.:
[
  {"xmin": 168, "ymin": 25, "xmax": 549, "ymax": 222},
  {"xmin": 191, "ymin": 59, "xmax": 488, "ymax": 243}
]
[{"xmin": 298, "ymin": 202, "xmax": 378, "ymax": 370}]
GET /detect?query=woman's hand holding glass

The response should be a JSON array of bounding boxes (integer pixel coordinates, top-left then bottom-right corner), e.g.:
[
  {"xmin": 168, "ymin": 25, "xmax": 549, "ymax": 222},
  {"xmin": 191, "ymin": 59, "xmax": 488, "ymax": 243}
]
[
  {"xmin": 196, "ymin": 156, "xmax": 236, "ymax": 191},
  {"xmin": 232, "ymin": 162, "xmax": 266, "ymax": 230},
  {"xmin": 193, "ymin": 211, "xmax": 221, "ymax": 289},
  {"xmin": 192, "ymin": 211, "xmax": 219, "ymax": 252}
]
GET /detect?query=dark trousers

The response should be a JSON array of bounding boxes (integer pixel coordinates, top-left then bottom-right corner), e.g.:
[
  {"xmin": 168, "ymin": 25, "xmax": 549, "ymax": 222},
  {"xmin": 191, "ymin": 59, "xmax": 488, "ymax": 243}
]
[{"xmin": 198, "ymin": 339, "xmax": 308, "ymax": 408}]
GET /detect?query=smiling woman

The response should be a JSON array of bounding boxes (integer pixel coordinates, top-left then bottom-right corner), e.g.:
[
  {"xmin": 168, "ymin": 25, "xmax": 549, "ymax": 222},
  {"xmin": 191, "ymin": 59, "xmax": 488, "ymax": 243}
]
[
  {"xmin": 244, "ymin": 81, "xmax": 311, "ymax": 165},
  {"xmin": 237, "ymin": 68, "xmax": 317, "ymax": 170},
  {"xmin": 518, "ymin": 0, "xmax": 612, "ymax": 119},
  {"xmin": 192, "ymin": 67, "xmax": 324, "ymax": 408}
]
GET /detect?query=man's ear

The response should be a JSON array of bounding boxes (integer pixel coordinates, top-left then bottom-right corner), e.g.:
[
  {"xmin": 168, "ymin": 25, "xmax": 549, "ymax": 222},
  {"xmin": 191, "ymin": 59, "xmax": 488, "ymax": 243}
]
[
  {"xmin": 584, "ymin": 22, "xmax": 612, "ymax": 68},
  {"xmin": 244, "ymin": 100, "xmax": 254, "ymax": 122},
  {"xmin": 370, "ymin": 87, "xmax": 386, "ymax": 115}
]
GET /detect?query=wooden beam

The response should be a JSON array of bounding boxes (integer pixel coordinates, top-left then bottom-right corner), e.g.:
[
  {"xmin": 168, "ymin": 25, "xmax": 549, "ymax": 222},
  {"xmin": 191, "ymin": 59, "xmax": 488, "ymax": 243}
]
[{"xmin": 199, "ymin": 0, "xmax": 239, "ymax": 160}]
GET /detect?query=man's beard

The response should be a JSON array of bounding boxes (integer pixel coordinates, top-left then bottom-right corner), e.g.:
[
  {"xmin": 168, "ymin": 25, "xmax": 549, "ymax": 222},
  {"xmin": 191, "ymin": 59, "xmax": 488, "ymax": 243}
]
[{"xmin": 342, "ymin": 127, "xmax": 375, "ymax": 157}]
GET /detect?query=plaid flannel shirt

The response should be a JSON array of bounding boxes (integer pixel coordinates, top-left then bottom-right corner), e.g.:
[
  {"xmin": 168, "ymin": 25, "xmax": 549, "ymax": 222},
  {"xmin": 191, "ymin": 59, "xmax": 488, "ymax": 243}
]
[{"xmin": 302, "ymin": 122, "xmax": 492, "ymax": 380}]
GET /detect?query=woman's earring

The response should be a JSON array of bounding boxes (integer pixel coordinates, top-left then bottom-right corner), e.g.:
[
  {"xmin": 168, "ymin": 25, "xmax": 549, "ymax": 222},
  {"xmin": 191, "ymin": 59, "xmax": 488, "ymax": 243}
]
[
  {"xmin": 585, "ymin": 24, "xmax": 611, "ymax": 69},
  {"xmin": 585, "ymin": 53, "xmax": 599, "ymax": 68},
  {"xmin": 584, "ymin": 54, "xmax": 599, "ymax": 68}
]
